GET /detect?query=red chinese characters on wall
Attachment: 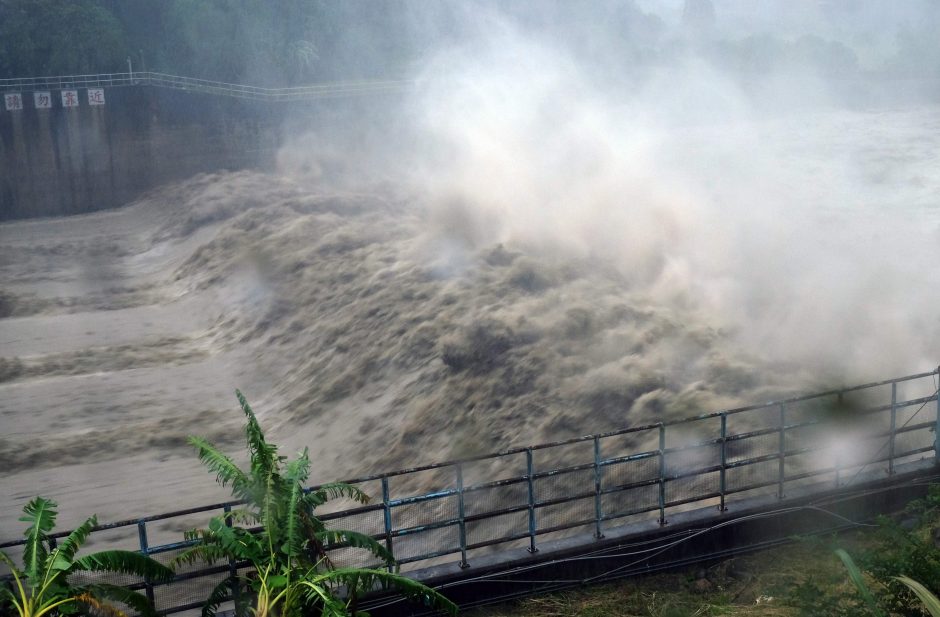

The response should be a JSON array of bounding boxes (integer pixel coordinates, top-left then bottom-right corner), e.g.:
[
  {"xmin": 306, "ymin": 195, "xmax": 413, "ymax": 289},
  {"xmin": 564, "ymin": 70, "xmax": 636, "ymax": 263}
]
[
  {"xmin": 4, "ymin": 92, "xmax": 23, "ymax": 111},
  {"xmin": 87, "ymin": 88, "xmax": 106, "ymax": 106},
  {"xmin": 33, "ymin": 92, "xmax": 52, "ymax": 109},
  {"xmin": 61, "ymin": 90, "xmax": 79, "ymax": 108}
]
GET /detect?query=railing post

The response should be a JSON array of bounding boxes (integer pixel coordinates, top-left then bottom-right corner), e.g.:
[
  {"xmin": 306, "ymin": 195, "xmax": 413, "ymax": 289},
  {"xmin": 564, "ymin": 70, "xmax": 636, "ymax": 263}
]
[
  {"xmin": 658, "ymin": 423, "xmax": 667, "ymax": 526},
  {"xmin": 889, "ymin": 382, "xmax": 897, "ymax": 476},
  {"xmin": 593, "ymin": 436, "xmax": 604, "ymax": 539},
  {"xmin": 778, "ymin": 404, "xmax": 786, "ymax": 500},
  {"xmin": 719, "ymin": 413, "xmax": 727, "ymax": 512},
  {"xmin": 456, "ymin": 464, "xmax": 470, "ymax": 569},
  {"xmin": 381, "ymin": 477, "xmax": 394, "ymax": 572},
  {"xmin": 835, "ymin": 393, "xmax": 843, "ymax": 487},
  {"xmin": 137, "ymin": 521, "xmax": 156, "ymax": 610},
  {"xmin": 525, "ymin": 449, "xmax": 538, "ymax": 553},
  {"xmin": 223, "ymin": 504, "xmax": 240, "ymax": 608},
  {"xmin": 935, "ymin": 367, "xmax": 940, "ymax": 465}
]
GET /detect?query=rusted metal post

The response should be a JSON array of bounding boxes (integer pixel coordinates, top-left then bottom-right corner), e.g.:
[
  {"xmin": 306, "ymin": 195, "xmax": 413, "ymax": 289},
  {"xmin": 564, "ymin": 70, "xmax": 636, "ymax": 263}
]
[
  {"xmin": 889, "ymin": 382, "xmax": 897, "ymax": 476},
  {"xmin": 658, "ymin": 424, "xmax": 667, "ymax": 526},
  {"xmin": 525, "ymin": 449, "xmax": 538, "ymax": 553},
  {"xmin": 935, "ymin": 367, "xmax": 940, "ymax": 464},
  {"xmin": 778, "ymin": 404, "xmax": 786, "ymax": 499},
  {"xmin": 593, "ymin": 436, "xmax": 604, "ymax": 539},
  {"xmin": 223, "ymin": 504, "xmax": 240, "ymax": 606},
  {"xmin": 719, "ymin": 413, "xmax": 728, "ymax": 512},
  {"xmin": 456, "ymin": 464, "xmax": 469, "ymax": 568},
  {"xmin": 381, "ymin": 477, "xmax": 394, "ymax": 572},
  {"xmin": 137, "ymin": 521, "xmax": 155, "ymax": 609}
]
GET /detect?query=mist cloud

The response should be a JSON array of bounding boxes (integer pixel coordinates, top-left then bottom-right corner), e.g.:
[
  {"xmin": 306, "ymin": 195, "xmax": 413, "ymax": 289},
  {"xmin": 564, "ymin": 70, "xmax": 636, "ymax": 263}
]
[{"xmin": 389, "ymin": 7, "xmax": 940, "ymax": 382}]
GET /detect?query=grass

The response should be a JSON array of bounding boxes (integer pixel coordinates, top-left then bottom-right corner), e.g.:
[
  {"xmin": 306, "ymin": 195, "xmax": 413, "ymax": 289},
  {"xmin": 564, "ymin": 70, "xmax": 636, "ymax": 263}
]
[{"xmin": 466, "ymin": 530, "xmax": 877, "ymax": 617}]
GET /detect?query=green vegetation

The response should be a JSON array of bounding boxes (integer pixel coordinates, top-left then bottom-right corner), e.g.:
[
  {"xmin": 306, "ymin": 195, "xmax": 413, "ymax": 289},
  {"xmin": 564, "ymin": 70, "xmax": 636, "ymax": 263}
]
[
  {"xmin": 0, "ymin": 497, "xmax": 174, "ymax": 617},
  {"xmin": 468, "ymin": 486, "xmax": 940, "ymax": 617},
  {"xmin": 4, "ymin": 1, "xmax": 939, "ymax": 85},
  {"xmin": 0, "ymin": 0, "xmax": 423, "ymax": 84},
  {"xmin": 175, "ymin": 390, "xmax": 457, "ymax": 617}
]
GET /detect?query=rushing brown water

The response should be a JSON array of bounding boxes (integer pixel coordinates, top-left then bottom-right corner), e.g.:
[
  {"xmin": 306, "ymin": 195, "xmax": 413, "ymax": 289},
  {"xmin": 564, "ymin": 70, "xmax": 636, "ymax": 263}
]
[{"xmin": 2, "ymin": 101, "xmax": 940, "ymax": 541}]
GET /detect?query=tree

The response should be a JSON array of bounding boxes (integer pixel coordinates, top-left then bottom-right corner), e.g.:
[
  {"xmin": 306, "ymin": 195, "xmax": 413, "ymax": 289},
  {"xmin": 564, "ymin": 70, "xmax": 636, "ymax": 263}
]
[
  {"xmin": 175, "ymin": 390, "xmax": 457, "ymax": 617},
  {"xmin": 0, "ymin": 0, "xmax": 127, "ymax": 77},
  {"xmin": 0, "ymin": 497, "xmax": 174, "ymax": 617}
]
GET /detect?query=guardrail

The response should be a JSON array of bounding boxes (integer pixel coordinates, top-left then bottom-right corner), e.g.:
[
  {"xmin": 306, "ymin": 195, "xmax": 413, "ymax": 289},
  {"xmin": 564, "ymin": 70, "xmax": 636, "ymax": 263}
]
[
  {"xmin": 0, "ymin": 71, "xmax": 413, "ymax": 101},
  {"xmin": 2, "ymin": 367, "xmax": 938, "ymax": 615}
]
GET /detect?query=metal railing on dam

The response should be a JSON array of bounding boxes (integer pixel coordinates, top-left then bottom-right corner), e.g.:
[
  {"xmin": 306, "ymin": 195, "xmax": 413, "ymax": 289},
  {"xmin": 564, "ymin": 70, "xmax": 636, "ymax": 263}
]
[
  {"xmin": 2, "ymin": 367, "xmax": 939, "ymax": 615},
  {"xmin": 0, "ymin": 71, "xmax": 413, "ymax": 101}
]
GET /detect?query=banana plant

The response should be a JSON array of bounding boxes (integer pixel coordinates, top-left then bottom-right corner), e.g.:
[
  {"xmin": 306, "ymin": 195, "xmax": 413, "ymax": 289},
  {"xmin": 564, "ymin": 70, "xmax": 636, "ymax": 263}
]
[
  {"xmin": 175, "ymin": 390, "xmax": 457, "ymax": 617},
  {"xmin": 895, "ymin": 576, "xmax": 940, "ymax": 616},
  {"xmin": 0, "ymin": 497, "xmax": 174, "ymax": 617},
  {"xmin": 837, "ymin": 548, "xmax": 940, "ymax": 617}
]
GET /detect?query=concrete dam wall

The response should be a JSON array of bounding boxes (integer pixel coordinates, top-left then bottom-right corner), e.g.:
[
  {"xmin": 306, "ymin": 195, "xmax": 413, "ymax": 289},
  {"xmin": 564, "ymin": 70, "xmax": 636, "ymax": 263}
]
[{"xmin": 0, "ymin": 86, "xmax": 280, "ymax": 220}]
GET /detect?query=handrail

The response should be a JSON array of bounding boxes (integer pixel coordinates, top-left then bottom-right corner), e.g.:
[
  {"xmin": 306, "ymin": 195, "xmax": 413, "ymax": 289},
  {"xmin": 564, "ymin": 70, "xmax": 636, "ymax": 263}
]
[
  {"xmin": 0, "ymin": 71, "xmax": 414, "ymax": 101},
  {"xmin": 2, "ymin": 366, "xmax": 938, "ymax": 615}
]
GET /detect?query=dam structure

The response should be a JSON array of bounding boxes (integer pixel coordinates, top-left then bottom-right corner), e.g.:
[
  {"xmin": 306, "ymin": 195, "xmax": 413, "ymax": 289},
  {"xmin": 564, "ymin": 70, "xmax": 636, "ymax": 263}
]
[
  {"xmin": 2, "ymin": 367, "xmax": 938, "ymax": 615},
  {"xmin": 0, "ymin": 71, "xmax": 410, "ymax": 220}
]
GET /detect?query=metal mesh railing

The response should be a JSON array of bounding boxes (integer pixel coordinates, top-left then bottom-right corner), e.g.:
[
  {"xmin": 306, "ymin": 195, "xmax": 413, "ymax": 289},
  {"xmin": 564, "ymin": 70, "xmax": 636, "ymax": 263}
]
[
  {"xmin": 2, "ymin": 367, "xmax": 938, "ymax": 614},
  {"xmin": 0, "ymin": 72, "xmax": 413, "ymax": 101}
]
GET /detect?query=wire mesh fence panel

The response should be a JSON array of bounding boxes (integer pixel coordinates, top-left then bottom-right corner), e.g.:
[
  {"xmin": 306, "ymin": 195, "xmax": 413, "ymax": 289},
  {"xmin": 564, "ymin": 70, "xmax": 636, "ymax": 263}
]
[
  {"xmin": 533, "ymin": 440, "xmax": 594, "ymax": 473},
  {"xmin": 466, "ymin": 510, "xmax": 529, "ymax": 548},
  {"xmin": 317, "ymin": 479, "xmax": 384, "ymax": 516},
  {"xmin": 785, "ymin": 422, "xmax": 829, "ymax": 454},
  {"xmin": 894, "ymin": 426, "xmax": 936, "ymax": 461},
  {"xmin": 602, "ymin": 483, "xmax": 659, "ymax": 520},
  {"xmin": 599, "ymin": 427, "xmax": 660, "ymax": 461},
  {"xmin": 67, "ymin": 567, "xmax": 145, "ymax": 596},
  {"xmin": 464, "ymin": 482, "xmax": 528, "ymax": 517},
  {"xmin": 726, "ymin": 432, "xmax": 779, "ymax": 465},
  {"xmin": 784, "ymin": 452, "xmax": 836, "ymax": 492},
  {"xmin": 0, "ymin": 370, "xmax": 935, "ymax": 615},
  {"xmin": 327, "ymin": 545, "xmax": 386, "ymax": 570},
  {"xmin": 840, "ymin": 433, "xmax": 894, "ymax": 473},
  {"xmin": 154, "ymin": 568, "xmax": 230, "ymax": 614},
  {"xmin": 145, "ymin": 510, "xmax": 226, "ymax": 548},
  {"xmin": 390, "ymin": 495, "xmax": 458, "ymax": 532},
  {"xmin": 664, "ymin": 471, "xmax": 720, "ymax": 508},
  {"xmin": 386, "ymin": 467, "xmax": 454, "ymax": 503},
  {"xmin": 729, "ymin": 404, "xmax": 780, "ymax": 434},
  {"xmin": 664, "ymin": 442, "xmax": 720, "ymax": 476},
  {"xmin": 603, "ymin": 455, "xmax": 659, "ymax": 490},
  {"xmin": 79, "ymin": 524, "xmax": 139, "ymax": 552},
  {"xmin": 324, "ymin": 506, "xmax": 386, "ymax": 540},
  {"xmin": 898, "ymin": 375, "xmax": 939, "ymax": 402},
  {"xmin": 667, "ymin": 416, "xmax": 722, "ymax": 449},
  {"xmin": 896, "ymin": 399, "xmax": 935, "ymax": 431},
  {"xmin": 726, "ymin": 460, "xmax": 779, "ymax": 494},
  {"xmin": 392, "ymin": 525, "xmax": 460, "ymax": 565},
  {"xmin": 461, "ymin": 452, "xmax": 527, "ymax": 488},
  {"xmin": 534, "ymin": 468, "xmax": 595, "ymax": 504},
  {"xmin": 535, "ymin": 496, "xmax": 595, "ymax": 533}
]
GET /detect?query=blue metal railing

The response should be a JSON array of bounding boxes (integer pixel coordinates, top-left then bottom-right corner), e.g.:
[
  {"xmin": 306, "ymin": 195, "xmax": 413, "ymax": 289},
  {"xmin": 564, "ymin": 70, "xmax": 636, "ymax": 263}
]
[
  {"xmin": 0, "ymin": 71, "xmax": 413, "ymax": 101},
  {"xmin": 1, "ymin": 367, "xmax": 938, "ymax": 615}
]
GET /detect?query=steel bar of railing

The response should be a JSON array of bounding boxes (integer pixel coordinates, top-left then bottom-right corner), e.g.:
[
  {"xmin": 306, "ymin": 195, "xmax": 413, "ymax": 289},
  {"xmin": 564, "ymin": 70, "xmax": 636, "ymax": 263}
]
[
  {"xmin": 593, "ymin": 436, "xmax": 604, "ymax": 539},
  {"xmin": 778, "ymin": 404, "xmax": 786, "ymax": 499},
  {"xmin": 381, "ymin": 477, "xmax": 394, "ymax": 572},
  {"xmin": 936, "ymin": 367, "xmax": 940, "ymax": 463},
  {"xmin": 456, "ymin": 464, "xmax": 469, "ymax": 569},
  {"xmin": 658, "ymin": 424, "xmax": 667, "ymax": 526},
  {"xmin": 525, "ymin": 448, "xmax": 538, "ymax": 553},
  {"xmin": 137, "ymin": 521, "xmax": 155, "ymax": 610},
  {"xmin": 890, "ymin": 382, "xmax": 898, "ymax": 476},
  {"xmin": 223, "ymin": 503, "xmax": 241, "ymax": 608},
  {"xmin": 719, "ymin": 413, "xmax": 728, "ymax": 511},
  {"xmin": 1, "ymin": 369, "xmax": 937, "ymax": 616}
]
